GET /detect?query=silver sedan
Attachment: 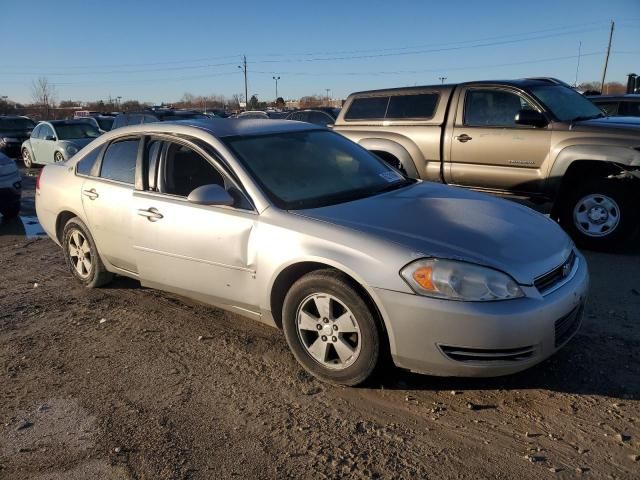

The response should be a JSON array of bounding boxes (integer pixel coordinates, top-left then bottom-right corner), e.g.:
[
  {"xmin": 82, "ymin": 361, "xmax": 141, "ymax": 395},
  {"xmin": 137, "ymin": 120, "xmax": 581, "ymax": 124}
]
[{"xmin": 36, "ymin": 119, "xmax": 588, "ymax": 385}]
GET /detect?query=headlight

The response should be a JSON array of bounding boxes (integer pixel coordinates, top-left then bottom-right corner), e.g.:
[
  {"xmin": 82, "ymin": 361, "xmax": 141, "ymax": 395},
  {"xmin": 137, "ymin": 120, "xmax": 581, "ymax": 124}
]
[
  {"xmin": 400, "ymin": 258, "xmax": 524, "ymax": 301},
  {"xmin": 66, "ymin": 145, "xmax": 78, "ymax": 155}
]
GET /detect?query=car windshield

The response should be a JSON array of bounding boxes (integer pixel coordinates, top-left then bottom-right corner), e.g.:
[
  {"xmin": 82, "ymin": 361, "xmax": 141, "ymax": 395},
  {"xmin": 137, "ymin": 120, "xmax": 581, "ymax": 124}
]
[
  {"xmin": 529, "ymin": 85, "xmax": 604, "ymax": 122},
  {"xmin": 96, "ymin": 117, "xmax": 114, "ymax": 130},
  {"xmin": 224, "ymin": 130, "xmax": 413, "ymax": 209},
  {"xmin": 54, "ymin": 123, "xmax": 101, "ymax": 140},
  {"xmin": 0, "ymin": 118, "xmax": 36, "ymax": 130}
]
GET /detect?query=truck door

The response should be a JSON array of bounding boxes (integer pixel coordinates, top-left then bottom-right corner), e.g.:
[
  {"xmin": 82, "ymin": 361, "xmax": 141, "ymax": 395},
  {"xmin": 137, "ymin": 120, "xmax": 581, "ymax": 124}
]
[{"xmin": 449, "ymin": 87, "xmax": 551, "ymax": 194}]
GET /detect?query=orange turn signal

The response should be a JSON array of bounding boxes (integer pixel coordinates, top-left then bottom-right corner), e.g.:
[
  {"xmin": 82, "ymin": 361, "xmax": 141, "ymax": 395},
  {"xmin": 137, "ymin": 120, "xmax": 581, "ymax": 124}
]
[{"xmin": 412, "ymin": 266, "xmax": 435, "ymax": 291}]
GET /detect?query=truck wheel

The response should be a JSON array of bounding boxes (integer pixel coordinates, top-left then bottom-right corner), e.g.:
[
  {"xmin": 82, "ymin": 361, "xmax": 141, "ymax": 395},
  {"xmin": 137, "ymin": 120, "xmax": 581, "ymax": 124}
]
[
  {"xmin": 62, "ymin": 217, "xmax": 113, "ymax": 288},
  {"xmin": 559, "ymin": 178, "xmax": 637, "ymax": 250},
  {"xmin": 282, "ymin": 269, "xmax": 381, "ymax": 386}
]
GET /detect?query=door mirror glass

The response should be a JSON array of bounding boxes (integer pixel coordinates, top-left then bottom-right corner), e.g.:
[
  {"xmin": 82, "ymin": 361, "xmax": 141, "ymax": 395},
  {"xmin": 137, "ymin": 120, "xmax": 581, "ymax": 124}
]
[
  {"xmin": 187, "ymin": 184, "xmax": 234, "ymax": 206},
  {"xmin": 514, "ymin": 109, "xmax": 548, "ymax": 128},
  {"xmin": 45, "ymin": 135, "xmax": 56, "ymax": 141}
]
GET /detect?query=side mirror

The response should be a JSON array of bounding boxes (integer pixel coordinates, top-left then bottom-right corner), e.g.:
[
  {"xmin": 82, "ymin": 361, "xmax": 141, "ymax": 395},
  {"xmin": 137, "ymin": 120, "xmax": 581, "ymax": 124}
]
[
  {"xmin": 514, "ymin": 109, "xmax": 548, "ymax": 128},
  {"xmin": 187, "ymin": 184, "xmax": 234, "ymax": 207},
  {"xmin": 45, "ymin": 135, "xmax": 56, "ymax": 141}
]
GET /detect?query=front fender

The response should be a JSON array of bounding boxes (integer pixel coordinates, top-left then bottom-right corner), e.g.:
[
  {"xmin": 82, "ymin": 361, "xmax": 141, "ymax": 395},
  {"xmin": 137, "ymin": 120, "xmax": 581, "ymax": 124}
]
[
  {"xmin": 358, "ymin": 137, "xmax": 420, "ymax": 178},
  {"xmin": 547, "ymin": 144, "xmax": 640, "ymax": 195}
]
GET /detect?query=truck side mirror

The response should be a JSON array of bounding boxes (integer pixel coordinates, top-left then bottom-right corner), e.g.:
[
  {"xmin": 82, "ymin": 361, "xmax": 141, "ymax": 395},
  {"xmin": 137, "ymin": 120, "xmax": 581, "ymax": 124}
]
[{"xmin": 514, "ymin": 110, "xmax": 548, "ymax": 128}]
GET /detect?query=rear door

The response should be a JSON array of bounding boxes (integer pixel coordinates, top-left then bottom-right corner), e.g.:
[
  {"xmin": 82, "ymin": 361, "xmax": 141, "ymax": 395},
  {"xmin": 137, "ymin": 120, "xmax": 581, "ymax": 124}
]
[
  {"xmin": 132, "ymin": 137, "xmax": 259, "ymax": 311},
  {"xmin": 80, "ymin": 137, "xmax": 140, "ymax": 273},
  {"xmin": 449, "ymin": 87, "xmax": 551, "ymax": 193}
]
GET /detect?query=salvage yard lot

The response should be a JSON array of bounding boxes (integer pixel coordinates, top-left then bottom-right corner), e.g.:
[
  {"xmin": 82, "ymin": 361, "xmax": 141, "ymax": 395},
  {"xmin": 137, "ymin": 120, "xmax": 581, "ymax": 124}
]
[{"xmin": 0, "ymin": 170, "xmax": 639, "ymax": 479}]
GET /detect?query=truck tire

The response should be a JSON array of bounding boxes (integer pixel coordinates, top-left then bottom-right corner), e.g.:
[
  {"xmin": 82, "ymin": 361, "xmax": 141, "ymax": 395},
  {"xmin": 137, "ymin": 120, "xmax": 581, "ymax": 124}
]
[{"xmin": 558, "ymin": 178, "xmax": 637, "ymax": 250}]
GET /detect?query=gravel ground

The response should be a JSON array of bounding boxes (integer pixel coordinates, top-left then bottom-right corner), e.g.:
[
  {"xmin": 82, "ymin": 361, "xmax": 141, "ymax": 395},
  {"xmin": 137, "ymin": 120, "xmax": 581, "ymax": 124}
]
[{"xmin": 0, "ymin": 167, "xmax": 639, "ymax": 479}]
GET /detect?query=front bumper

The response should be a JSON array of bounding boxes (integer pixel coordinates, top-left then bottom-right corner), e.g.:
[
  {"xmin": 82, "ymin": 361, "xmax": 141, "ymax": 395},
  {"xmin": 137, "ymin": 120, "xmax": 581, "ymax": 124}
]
[{"xmin": 375, "ymin": 252, "xmax": 589, "ymax": 377}]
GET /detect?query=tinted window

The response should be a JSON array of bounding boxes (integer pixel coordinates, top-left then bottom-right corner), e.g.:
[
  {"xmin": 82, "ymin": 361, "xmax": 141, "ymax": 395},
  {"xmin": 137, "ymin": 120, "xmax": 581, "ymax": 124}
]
[
  {"xmin": 100, "ymin": 139, "xmax": 139, "ymax": 184},
  {"xmin": 96, "ymin": 117, "xmax": 114, "ymax": 131},
  {"xmin": 0, "ymin": 118, "xmax": 36, "ymax": 130},
  {"xmin": 594, "ymin": 102, "xmax": 619, "ymax": 115},
  {"xmin": 308, "ymin": 111, "xmax": 333, "ymax": 126},
  {"xmin": 344, "ymin": 97, "xmax": 389, "ymax": 120},
  {"xmin": 464, "ymin": 89, "xmax": 534, "ymax": 127},
  {"xmin": 55, "ymin": 123, "xmax": 100, "ymax": 140},
  {"xmin": 386, "ymin": 93, "xmax": 438, "ymax": 119},
  {"xmin": 622, "ymin": 101, "xmax": 640, "ymax": 116},
  {"xmin": 76, "ymin": 146, "xmax": 102, "ymax": 176},
  {"xmin": 163, "ymin": 143, "xmax": 224, "ymax": 197},
  {"xmin": 286, "ymin": 111, "xmax": 308, "ymax": 122}
]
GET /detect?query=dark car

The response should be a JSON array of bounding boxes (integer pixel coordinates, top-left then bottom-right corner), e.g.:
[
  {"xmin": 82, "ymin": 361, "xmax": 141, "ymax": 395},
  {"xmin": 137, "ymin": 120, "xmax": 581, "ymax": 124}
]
[
  {"xmin": 111, "ymin": 109, "xmax": 208, "ymax": 129},
  {"xmin": 0, "ymin": 116, "xmax": 36, "ymax": 158},
  {"xmin": 286, "ymin": 109, "xmax": 337, "ymax": 126},
  {"xmin": 76, "ymin": 115, "xmax": 116, "ymax": 133},
  {"xmin": 589, "ymin": 94, "xmax": 640, "ymax": 117}
]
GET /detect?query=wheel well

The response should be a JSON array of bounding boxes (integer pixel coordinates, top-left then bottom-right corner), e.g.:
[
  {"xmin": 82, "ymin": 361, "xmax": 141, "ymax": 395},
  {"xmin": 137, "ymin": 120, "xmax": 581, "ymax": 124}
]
[
  {"xmin": 269, "ymin": 262, "xmax": 386, "ymax": 338},
  {"xmin": 551, "ymin": 160, "xmax": 624, "ymax": 217},
  {"xmin": 371, "ymin": 150, "xmax": 404, "ymax": 172},
  {"xmin": 55, "ymin": 211, "xmax": 77, "ymax": 243}
]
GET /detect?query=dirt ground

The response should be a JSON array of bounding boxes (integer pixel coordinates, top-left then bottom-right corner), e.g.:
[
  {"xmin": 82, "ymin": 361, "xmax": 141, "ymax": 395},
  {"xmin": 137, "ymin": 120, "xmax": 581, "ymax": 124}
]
[{"xmin": 0, "ymin": 168, "xmax": 639, "ymax": 479}]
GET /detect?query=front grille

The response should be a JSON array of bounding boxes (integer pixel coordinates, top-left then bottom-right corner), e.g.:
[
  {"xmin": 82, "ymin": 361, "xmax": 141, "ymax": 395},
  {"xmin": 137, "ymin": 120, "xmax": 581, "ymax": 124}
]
[
  {"xmin": 440, "ymin": 345, "xmax": 535, "ymax": 363},
  {"xmin": 535, "ymin": 251, "xmax": 576, "ymax": 295},
  {"xmin": 555, "ymin": 305, "xmax": 583, "ymax": 347}
]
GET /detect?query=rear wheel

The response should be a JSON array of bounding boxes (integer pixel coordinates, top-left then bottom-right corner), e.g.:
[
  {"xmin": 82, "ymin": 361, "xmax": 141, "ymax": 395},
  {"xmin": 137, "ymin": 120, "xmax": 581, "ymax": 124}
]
[
  {"xmin": 22, "ymin": 148, "xmax": 33, "ymax": 168},
  {"xmin": 54, "ymin": 151, "xmax": 64, "ymax": 163},
  {"xmin": 282, "ymin": 270, "xmax": 381, "ymax": 386},
  {"xmin": 559, "ymin": 178, "xmax": 637, "ymax": 250},
  {"xmin": 62, "ymin": 217, "xmax": 113, "ymax": 288}
]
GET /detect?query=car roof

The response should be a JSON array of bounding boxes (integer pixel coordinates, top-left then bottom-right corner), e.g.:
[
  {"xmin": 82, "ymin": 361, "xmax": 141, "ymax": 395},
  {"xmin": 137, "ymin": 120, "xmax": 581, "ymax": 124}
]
[
  {"xmin": 348, "ymin": 78, "xmax": 568, "ymax": 96},
  {"xmin": 117, "ymin": 118, "xmax": 318, "ymax": 138}
]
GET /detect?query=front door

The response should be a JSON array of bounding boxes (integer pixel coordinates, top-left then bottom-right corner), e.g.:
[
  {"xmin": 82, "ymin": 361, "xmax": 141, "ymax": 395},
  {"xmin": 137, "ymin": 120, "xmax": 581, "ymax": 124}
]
[
  {"xmin": 132, "ymin": 138, "xmax": 259, "ymax": 311},
  {"xmin": 80, "ymin": 137, "xmax": 139, "ymax": 272},
  {"xmin": 449, "ymin": 87, "xmax": 551, "ymax": 194}
]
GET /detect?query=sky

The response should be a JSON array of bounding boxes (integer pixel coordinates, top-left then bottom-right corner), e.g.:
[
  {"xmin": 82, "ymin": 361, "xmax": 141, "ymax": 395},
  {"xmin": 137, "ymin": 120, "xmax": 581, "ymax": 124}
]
[{"xmin": 2, "ymin": 0, "xmax": 639, "ymax": 105}]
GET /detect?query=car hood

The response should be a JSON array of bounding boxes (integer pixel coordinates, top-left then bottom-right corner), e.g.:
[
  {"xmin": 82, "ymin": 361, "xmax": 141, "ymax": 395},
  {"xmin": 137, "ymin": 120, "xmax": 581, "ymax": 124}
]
[
  {"xmin": 295, "ymin": 182, "xmax": 573, "ymax": 285},
  {"xmin": 572, "ymin": 116, "xmax": 640, "ymax": 133}
]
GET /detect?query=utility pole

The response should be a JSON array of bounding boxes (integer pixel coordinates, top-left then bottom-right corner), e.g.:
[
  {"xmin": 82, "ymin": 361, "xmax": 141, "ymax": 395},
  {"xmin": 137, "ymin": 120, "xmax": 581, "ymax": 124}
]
[
  {"xmin": 438, "ymin": 76, "xmax": 447, "ymax": 84},
  {"xmin": 273, "ymin": 76, "xmax": 280, "ymax": 101},
  {"xmin": 325, "ymin": 88, "xmax": 330, "ymax": 105},
  {"xmin": 238, "ymin": 56, "xmax": 248, "ymax": 111},
  {"xmin": 574, "ymin": 41, "xmax": 582, "ymax": 87},
  {"xmin": 600, "ymin": 20, "xmax": 615, "ymax": 94}
]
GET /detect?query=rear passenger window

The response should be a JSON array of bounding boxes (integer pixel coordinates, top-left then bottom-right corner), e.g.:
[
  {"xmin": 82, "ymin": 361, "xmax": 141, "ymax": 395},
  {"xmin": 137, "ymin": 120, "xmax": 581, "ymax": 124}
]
[
  {"xmin": 100, "ymin": 139, "xmax": 139, "ymax": 184},
  {"xmin": 386, "ymin": 93, "xmax": 438, "ymax": 119},
  {"xmin": 344, "ymin": 97, "xmax": 389, "ymax": 120},
  {"xmin": 76, "ymin": 146, "xmax": 102, "ymax": 176}
]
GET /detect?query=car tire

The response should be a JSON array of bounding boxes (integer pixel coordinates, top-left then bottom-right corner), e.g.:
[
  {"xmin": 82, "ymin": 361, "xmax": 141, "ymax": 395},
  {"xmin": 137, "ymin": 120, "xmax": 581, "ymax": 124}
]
[
  {"xmin": 559, "ymin": 177, "xmax": 637, "ymax": 251},
  {"xmin": 282, "ymin": 269, "xmax": 381, "ymax": 386},
  {"xmin": 22, "ymin": 148, "xmax": 33, "ymax": 168},
  {"xmin": 62, "ymin": 217, "xmax": 113, "ymax": 288},
  {"xmin": 0, "ymin": 202, "xmax": 20, "ymax": 220},
  {"xmin": 54, "ymin": 151, "xmax": 64, "ymax": 163}
]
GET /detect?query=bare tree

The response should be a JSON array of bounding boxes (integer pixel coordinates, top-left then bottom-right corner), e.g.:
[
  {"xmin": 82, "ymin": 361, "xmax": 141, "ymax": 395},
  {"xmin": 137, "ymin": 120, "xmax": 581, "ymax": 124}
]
[{"xmin": 31, "ymin": 77, "xmax": 57, "ymax": 118}]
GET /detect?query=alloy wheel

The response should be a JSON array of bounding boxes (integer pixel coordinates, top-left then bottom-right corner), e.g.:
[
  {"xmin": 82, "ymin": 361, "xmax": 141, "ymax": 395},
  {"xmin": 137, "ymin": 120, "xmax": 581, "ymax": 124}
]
[
  {"xmin": 22, "ymin": 149, "xmax": 32, "ymax": 168},
  {"xmin": 68, "ymin": 229, "xmax": 92, "ymax": 279},
  {"xmin": 54, "ymin": 151, "xmax": 64, "ymax": 162},
  {"xmin": 296, "ymin": 293, "xmax": 361, "ymax": 370}
]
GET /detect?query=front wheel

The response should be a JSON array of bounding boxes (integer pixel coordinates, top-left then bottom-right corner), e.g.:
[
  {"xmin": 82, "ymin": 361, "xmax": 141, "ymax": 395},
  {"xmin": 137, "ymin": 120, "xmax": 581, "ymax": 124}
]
[
  {"xmin": 62, "ymin": 217, "xmax": 113, "ymax": 288},
  {"xmin": 54, "ymin": 151, "xmax": 64, "ymax": 163},
  {"xmin": 282, "ymin": 270, "xmax": 381, "ymax": 386},
  {"xmin": 559, "ymin": 178, "xmax": 637, "ymax": 250}
]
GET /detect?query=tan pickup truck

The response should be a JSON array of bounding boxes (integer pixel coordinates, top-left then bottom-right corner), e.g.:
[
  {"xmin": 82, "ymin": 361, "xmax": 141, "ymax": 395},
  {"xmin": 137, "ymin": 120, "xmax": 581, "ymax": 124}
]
[{"xmin": 332, "ymin": 78, "xmax": 640, "ymax": 250}]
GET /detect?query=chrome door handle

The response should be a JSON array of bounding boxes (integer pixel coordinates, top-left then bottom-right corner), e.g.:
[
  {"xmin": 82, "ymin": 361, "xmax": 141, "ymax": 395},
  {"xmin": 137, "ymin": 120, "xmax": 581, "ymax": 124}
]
[
  {"xmin": 456, "ymin": 134, "xmax": 472, "ymax": 143},
  {"xmin": 137, "ymin": 207, "xmax": 164, "ymax": 222},
  {"xmin": 82, "ymin": 188, "xmax": 99, "ymax": 200}
]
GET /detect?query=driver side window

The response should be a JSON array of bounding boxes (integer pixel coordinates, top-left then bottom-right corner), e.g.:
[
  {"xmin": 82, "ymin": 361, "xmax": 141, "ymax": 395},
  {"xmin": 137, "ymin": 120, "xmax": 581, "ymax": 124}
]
[
  {"xmin": 40, "ymin": 124, "xmax": 55, "ymax": 139},
  {"xmin": 464, "ymin": 89, "xmax": 535, "ymax": 127}
]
